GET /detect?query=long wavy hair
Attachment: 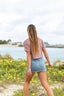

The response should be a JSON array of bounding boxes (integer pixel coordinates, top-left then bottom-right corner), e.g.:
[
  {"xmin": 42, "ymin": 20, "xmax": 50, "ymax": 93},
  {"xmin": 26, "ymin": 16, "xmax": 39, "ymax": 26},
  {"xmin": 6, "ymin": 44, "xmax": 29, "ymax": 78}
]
[{"xmin": 27, "ymin": 24, "xmax": 39, "ymax": 55}]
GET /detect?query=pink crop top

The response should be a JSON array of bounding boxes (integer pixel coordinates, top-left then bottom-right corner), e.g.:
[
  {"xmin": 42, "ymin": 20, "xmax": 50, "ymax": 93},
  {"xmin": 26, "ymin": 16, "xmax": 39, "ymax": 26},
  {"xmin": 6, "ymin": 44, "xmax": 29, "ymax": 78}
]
[{"xmin": 23, "ymin": 37, "xmax": 46, "ymax": 59}]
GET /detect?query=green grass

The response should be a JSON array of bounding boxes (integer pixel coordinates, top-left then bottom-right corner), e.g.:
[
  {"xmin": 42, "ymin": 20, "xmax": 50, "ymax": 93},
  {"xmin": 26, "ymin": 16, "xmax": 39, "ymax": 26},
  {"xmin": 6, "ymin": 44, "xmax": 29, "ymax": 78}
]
[
  {"xmin": 12, "ymin": 87, "xmax": 64, "ymax": 96},
  {"xmin": 12, "ymin": 89, "xmax": 38, "ymax": 96},
  {"xmin": 53, "ymin": 87, "xmax": 64, "ymax": 96}
]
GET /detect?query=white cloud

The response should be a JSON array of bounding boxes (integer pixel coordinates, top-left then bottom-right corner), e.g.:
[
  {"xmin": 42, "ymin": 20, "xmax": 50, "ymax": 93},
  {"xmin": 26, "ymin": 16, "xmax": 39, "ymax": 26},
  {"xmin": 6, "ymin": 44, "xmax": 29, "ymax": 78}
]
[{"xmin": 0, "ymin": 0, "xmax": 64, "ymax": 44}]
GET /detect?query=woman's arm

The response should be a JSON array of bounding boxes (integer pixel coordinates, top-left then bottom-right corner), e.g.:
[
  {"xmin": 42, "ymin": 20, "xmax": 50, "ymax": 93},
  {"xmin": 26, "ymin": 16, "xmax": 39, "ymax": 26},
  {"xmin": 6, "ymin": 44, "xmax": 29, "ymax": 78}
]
[
  {"xmin": 26, "ymin": 51, "xmax": 31, "ymax": 70},
  {"xmin": 42, "ymin": 47, "xmax": 51, "ymax": 65}
]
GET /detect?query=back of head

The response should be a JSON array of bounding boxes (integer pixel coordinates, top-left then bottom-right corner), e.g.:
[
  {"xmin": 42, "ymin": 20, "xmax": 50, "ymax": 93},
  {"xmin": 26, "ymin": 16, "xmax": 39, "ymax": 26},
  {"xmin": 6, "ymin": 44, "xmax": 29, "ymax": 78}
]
[{"xmin": 27, "ymin": 24, "xmax": 39, "ymax": 55}]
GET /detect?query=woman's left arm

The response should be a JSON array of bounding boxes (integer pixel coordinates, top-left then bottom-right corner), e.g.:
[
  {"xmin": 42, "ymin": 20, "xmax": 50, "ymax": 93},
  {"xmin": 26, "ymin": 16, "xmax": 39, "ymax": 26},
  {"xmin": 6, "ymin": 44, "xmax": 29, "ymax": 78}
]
[{"xmin": 42, "ymin": 47, "xmax": 51, "ymax": 65}]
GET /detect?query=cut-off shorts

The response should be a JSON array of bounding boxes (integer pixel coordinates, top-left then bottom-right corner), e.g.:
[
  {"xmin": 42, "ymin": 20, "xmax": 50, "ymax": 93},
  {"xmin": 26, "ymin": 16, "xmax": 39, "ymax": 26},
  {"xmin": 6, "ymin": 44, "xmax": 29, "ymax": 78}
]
[{"xmin": 26, "ymin": 57, "xmax": 47, "ymax": 72}]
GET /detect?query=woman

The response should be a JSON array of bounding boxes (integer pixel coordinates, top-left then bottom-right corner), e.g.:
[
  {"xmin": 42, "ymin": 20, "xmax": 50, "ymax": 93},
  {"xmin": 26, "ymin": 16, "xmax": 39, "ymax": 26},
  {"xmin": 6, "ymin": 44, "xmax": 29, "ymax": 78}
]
[{"xmin": 23, "ymin": 24, "xmax": 54, "ymax": 96}]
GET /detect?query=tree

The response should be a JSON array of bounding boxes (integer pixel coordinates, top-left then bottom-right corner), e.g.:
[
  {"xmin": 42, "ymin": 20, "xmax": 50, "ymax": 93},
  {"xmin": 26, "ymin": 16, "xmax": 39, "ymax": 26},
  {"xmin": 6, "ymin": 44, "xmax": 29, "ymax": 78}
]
[{"xmin": 7, "ymin": 39, "xmax": 12, "ymax": 44}]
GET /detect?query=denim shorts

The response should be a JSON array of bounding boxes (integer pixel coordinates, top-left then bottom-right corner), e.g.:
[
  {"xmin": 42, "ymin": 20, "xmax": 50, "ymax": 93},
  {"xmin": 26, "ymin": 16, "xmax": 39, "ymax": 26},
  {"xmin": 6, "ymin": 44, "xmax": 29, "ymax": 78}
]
[{"xmin": 26, "ymin": 57, "xmax": 47, "ymax": 72}]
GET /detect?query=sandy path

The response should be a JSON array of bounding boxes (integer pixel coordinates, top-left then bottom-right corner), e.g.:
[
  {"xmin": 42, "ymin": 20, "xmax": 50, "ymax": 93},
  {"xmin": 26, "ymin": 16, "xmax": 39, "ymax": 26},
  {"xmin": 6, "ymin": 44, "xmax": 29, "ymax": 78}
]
[
  {"xmin": 0, "ymin": 84, "xmax": 23, "ymax": 96},
  {"xmin": 0, "ymin": 82, "xmax": 64, "ymax": 96},
  {"xmin": 36, "ymin": 82, "xmax": 64, "ymax": 96}
]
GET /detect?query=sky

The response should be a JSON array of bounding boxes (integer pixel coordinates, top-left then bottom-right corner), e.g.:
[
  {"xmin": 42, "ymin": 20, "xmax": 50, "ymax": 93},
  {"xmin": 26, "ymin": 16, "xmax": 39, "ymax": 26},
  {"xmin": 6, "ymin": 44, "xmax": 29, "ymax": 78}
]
[{"xmin": 0, "ymin": 0, "xmax": 64, "ymax": 44}]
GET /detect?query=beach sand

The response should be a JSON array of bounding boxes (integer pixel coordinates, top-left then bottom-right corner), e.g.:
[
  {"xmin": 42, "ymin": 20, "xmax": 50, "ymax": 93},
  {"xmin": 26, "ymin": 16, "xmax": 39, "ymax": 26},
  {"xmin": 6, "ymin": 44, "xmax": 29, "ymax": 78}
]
[{"xmin": 0, "ymin": 44, "xmax": 19, "ymax": 47}]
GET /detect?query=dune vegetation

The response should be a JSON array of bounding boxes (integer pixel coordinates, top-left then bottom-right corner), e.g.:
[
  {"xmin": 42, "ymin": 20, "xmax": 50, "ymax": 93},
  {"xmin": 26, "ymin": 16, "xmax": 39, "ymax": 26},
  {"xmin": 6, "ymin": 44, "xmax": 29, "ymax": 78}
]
[{"xmin": 0, "ymin": 54, "xmax": 64, "ymax": 96}]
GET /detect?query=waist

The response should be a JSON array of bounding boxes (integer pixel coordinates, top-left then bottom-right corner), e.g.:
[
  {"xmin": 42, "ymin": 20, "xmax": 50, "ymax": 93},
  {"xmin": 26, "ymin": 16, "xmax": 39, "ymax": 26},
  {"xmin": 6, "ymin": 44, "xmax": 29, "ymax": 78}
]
[{"xmin": 31, "ymin": 57, "xmax": 43, "ymax": 60}]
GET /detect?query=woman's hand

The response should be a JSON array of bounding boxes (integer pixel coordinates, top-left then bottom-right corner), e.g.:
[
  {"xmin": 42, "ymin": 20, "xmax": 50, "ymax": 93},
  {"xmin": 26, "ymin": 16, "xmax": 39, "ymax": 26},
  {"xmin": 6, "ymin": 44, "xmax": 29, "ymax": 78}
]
[
  {"xmin": 49, "ymin": 63, "xmax": 53, "ymax": 68},
  {"xmin": 27, "ymin": 68, "xmax": 32, "ymax": 76}
]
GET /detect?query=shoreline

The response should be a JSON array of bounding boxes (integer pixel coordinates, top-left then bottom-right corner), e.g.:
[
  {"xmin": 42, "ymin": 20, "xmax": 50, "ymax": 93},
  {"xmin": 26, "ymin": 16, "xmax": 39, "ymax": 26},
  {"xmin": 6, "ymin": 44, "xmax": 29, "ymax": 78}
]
[
  {"xmin": 0, "ymin": 44, "xmax": 18, "ymax": 47},
  {"xmin": 0, "ymin": 44, "xmax": 64, "ymax": 48}
]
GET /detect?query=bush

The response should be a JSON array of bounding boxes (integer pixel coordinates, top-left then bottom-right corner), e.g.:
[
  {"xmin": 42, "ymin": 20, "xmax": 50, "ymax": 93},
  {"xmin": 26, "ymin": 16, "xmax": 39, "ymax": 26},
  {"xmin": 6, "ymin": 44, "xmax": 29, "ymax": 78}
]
[
  {"xmin": 0, "ymin": 54, "xmax": 13, "ymax": 60},
  {"xmin": 58, "ymin": 64, "xmax": 64, "ymax": 70}
]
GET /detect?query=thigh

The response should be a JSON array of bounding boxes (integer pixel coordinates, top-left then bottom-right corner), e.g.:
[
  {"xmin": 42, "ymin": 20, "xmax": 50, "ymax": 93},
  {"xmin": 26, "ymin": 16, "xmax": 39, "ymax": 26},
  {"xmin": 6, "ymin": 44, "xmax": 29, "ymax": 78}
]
[
  {"xmin": 37, "ymin": 71, "xmax": 47, "ymax": 84},
  {"xmin": 25, "ymin": 71, "xmax": 35, "ymax": 83},
  {"xmin": 37, "ymin": 71, "xmax": 50, "ymax": 91}
]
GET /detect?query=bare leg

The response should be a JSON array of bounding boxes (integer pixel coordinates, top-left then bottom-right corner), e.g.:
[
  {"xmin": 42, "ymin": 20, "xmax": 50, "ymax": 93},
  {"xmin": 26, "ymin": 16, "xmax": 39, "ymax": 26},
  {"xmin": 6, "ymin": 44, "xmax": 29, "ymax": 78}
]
[
  {"xmin": 37, "ymin": 71, "xmax": 54, "ymax": 96},
  {"xmin": 23, "ymin": 72, "xmax": 35, "ymax": 96}
]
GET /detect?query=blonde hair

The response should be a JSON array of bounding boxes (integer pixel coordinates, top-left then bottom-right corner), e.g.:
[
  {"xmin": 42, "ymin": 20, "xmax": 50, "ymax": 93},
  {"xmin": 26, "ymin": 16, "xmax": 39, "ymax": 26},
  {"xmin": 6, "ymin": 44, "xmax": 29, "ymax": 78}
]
[{"xmin": 27, "ymin": 24, "xmax": 39, "ymax": 55}]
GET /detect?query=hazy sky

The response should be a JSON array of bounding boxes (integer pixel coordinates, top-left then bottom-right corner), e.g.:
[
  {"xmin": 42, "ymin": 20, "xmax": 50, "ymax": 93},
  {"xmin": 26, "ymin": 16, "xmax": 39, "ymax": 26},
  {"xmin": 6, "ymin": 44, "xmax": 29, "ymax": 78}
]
[{"xmin": 0, "ymin": 0, "xmax": 64, "ymax": 44}]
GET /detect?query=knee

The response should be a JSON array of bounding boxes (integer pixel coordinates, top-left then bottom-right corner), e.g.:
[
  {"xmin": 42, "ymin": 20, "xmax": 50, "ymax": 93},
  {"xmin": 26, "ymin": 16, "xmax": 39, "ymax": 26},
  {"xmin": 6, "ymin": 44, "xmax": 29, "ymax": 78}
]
[
  {"xmin": 25, "ymin": 77, "xmax": 31, "ymax": 84},
  {"xmin": 25, "ymin": 79, "xmax": 30, "ymax": 84},
  {"xmin": 41, "ymin": 81, "xmax": 50, "ymax": 89},
  {"xmin": 25, "ymin": 72, "xmax": 33, "ymax": 84},
  {"xmin": 41, "ymin": 81, "xmax": 48, "ymax": 86}
]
